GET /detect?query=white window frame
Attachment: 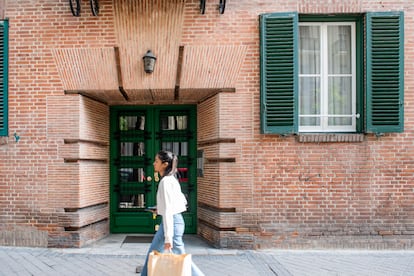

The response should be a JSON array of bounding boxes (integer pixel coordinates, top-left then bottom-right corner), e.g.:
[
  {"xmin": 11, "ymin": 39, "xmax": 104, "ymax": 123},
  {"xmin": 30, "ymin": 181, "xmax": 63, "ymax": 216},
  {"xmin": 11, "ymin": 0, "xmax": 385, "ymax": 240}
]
[{"xmin": 298, "ymin": 22, "xmax": 356, "ymax": 133}]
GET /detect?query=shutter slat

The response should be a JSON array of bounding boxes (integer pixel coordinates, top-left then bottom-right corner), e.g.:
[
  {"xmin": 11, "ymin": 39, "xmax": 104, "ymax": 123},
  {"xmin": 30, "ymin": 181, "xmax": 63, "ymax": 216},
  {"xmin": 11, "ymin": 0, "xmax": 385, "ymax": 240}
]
[
  {"xmin": 260, "ymin": 13, "xmax": 298, "ymax": 133},
  {"xmin": 366, "ymin": 12, "xmax": 404, "ymax": 133},
  {"xmin": 0, "ymin": 20, "xmax": 7, "ymax": 135}
]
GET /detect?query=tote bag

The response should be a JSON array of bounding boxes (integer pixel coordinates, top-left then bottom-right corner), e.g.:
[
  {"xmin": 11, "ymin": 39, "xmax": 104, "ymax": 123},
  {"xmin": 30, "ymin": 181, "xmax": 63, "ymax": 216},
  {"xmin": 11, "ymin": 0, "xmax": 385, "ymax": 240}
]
[{"xmin": 148, "ymin": 250, "xmax": 192, "ymax": 276}]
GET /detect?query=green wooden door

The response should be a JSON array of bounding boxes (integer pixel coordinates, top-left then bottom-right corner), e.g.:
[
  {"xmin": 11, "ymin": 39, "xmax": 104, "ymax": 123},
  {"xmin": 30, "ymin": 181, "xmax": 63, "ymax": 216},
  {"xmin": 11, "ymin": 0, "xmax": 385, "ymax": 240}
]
[{"xmin": 110, "ymin": 105, "xmax": 197, "ymax": 234}]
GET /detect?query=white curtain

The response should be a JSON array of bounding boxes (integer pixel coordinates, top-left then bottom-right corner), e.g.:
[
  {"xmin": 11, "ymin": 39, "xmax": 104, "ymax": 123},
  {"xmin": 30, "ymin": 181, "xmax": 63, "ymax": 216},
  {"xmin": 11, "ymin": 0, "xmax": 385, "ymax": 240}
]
[
  {"xmin": 299, "ymin": 25, "xmax": 320, "ymax": 126},
  {"xmin": 327, "ymin": 25, "xmax": 352, "ymax": 126},
  {"xmin": 299, "ymin": 24, "xmax": 352, "ymax": 128}
]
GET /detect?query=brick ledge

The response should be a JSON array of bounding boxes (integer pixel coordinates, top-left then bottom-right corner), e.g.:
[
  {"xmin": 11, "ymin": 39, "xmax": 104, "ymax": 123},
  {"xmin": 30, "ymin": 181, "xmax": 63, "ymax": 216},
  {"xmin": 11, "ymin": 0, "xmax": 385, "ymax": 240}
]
[{"xmin": 297, "ymin": 134, "xmax": 364, "ymax": 143}]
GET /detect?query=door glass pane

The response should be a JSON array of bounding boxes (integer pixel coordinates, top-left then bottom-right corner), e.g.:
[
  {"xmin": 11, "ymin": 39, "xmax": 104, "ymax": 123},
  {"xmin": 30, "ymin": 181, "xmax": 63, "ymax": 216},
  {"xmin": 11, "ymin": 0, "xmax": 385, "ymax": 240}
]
[
  {"xmin": 121, "ymin": 142, "xmax": 145, "ymax": 156},
  {"xmin": 176, "ymin": 116, "xmax": 187, "ymax": 130},
  {"xmin": 120, "ymin": 115, "xmax": 145, "ymax": 131},
  {"xmin": 119, "ymin": 168, "xmax": 145, "ymax": 182},
  {"xmin": 161, "ymin": 142, "xmax": 188, "ymax": 156},
  {"xmin": 160, "ymin": 115, "xmax": 188, "ymax": 130},
  {"xmin": 180, "ymin": 142, "xmax": 188, "ymax": 156}
]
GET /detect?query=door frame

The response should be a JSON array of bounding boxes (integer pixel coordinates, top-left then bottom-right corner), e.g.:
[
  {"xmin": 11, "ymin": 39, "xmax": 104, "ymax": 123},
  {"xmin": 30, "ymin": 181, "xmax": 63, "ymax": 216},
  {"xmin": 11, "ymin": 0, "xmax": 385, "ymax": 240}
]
[{"xmin": 109, "ymin": 105, "xmax": 197, "ymax": 234}]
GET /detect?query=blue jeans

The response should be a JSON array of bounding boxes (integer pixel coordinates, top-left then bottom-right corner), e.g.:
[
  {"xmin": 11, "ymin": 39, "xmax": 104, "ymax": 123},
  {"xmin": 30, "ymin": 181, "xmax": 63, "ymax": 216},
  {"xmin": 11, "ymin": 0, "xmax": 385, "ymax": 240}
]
[{"xmin": 141, "ymin": 213, "xmax": 204, "ymax": 276}]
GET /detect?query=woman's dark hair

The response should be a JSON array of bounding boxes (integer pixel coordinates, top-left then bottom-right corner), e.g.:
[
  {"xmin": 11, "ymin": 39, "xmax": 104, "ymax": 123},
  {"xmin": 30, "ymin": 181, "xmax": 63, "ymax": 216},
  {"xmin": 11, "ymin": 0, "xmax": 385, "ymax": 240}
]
[{"xmin": 157, "ymin": 150, "xmax": 178, "ymax": 177}]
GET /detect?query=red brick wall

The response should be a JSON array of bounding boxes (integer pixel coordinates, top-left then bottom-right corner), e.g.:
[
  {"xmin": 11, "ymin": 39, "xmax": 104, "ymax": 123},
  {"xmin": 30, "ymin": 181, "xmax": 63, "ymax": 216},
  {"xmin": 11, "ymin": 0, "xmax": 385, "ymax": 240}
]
[
  {"xmin": 0, "ymin": 0, "xmax": 113, "ymax": 246},
  {"xmin": 0, "ymin": 0, "xmax": 413, "ymax": 249},
  {"xmin": 46, "ymin": 95, "xmax": 109, "ymax": 247},
  {"xmin": 190, "ymin": 0, "xmax": 414, "ymax": 249}
]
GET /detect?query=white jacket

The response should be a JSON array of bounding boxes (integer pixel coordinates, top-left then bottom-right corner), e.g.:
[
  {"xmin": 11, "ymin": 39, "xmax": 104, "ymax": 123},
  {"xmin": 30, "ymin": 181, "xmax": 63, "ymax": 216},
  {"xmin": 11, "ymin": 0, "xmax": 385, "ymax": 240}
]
[{"xmin": 156, "ymin": 174, "xmax": 187, "ymax": 244}]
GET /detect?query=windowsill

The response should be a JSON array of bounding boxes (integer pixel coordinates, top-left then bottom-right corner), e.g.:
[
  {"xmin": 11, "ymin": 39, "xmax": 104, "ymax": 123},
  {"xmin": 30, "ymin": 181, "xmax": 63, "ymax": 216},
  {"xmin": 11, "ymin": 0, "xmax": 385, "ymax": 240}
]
[{"xmin": 296, "ymin": 133, "xmax": 364, "ymax": 143}]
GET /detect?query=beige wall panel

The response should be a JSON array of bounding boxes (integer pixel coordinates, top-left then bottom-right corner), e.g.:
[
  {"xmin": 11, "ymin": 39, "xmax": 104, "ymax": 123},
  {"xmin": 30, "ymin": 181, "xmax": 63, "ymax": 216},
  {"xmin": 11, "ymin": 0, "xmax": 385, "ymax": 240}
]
[{"xmin": 52, "ymin": 48, "xmax": 119, "ymax": 91}]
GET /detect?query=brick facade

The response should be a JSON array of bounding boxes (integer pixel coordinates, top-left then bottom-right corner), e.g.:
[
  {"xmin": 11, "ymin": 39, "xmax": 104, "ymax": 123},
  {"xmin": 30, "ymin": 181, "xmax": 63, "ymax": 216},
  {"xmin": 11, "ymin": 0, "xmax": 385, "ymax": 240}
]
[{"xmin": 0, "ymin": 0, "xmax": 413, "ymax": 249}]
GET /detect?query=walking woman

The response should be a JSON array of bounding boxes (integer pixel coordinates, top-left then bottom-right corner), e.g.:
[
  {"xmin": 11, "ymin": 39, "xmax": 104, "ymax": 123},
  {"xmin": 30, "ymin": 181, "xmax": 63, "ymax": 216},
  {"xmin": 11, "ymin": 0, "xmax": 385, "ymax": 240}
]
[{"xmin": 140, "ymin": 150, "xmax": 204, "ymax": 276}]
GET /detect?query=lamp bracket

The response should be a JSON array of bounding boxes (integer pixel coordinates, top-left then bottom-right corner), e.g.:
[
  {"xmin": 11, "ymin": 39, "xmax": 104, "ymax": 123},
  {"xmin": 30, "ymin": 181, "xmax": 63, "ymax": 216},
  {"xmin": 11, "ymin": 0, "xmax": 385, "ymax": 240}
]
[
  {"xmin": 69, "ymin": 0, "xmax": 99, "ymax": 16},
  {"xmin": 219, "ymin": 0, "xmax": 226, "ymax": 14},
  {"xmin": 199, "ymin": 0, "xmax": 226, "ymax": 14},
  {"xmin": 200, "ymin": 0, "xmax": 206, "ymax": 14}
]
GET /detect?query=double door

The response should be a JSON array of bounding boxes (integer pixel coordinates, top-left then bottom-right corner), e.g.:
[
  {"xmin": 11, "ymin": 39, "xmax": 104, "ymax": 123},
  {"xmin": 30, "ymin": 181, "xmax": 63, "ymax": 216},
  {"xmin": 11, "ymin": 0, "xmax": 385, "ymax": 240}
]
[{"xmin": 110, "ymin": 105, "xmax": 197, "ymax": 234}]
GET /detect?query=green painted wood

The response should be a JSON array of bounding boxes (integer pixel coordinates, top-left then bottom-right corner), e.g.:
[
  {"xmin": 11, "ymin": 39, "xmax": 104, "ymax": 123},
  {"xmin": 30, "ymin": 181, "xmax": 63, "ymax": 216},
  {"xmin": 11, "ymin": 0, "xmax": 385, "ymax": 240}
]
[
  {"xmin": 0, "ymin": 20, "xmax": 9, "ymax": 137},
  {"xmin": 366, "ymin": 12, "xmax": 404, "ymax": 133},
  {"xmin": 260, "ymin": 13, "xmax": 298, "ymax": 134},
  {"xmin": 110, "ymin": 105, "xmax": 197, "ymax": 234}
]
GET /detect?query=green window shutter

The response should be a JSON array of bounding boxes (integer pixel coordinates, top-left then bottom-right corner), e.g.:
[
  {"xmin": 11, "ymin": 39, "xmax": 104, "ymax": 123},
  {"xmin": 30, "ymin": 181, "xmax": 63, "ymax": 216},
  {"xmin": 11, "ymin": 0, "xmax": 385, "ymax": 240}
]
[
  {"xmin": 366, "ymin": 12, "xmax": 404, "ymax": 133},
  {"xmin": 260, "ymin": 13, "xmax": 298, "ymax": 134},
  {"xmin": 0, "ymin": 20, "xmax": 8, "ymax": 136}
]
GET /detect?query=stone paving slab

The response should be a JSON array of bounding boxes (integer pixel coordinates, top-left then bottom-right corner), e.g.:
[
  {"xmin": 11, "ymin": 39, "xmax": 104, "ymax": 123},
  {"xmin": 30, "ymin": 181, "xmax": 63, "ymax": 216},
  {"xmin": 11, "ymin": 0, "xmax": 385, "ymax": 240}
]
[
  {"xmin": 265, "ymin": 250, "xmax": 414, "ymax": 276},
  {"xmin": 0, "ymin": 235, "xmax": 413, "ymax": 276},
  {"xmin": 0, "ymin": 247, "xmax": 259, "ymax": 276}
]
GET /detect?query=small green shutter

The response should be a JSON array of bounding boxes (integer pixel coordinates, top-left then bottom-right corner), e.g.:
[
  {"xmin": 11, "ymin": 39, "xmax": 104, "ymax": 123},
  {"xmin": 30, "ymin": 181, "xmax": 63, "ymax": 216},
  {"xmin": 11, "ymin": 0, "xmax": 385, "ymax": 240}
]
[
  {"xmin": 260, "ymin": 13, "xmax": 298, "ymax": 134},
  {"xmin": 366, "ymin": 12, "xmax": 404, "ymax": 133},
  {"xmin": 0, "ymin": 20, "xmax": 8, "ymax": 136}
]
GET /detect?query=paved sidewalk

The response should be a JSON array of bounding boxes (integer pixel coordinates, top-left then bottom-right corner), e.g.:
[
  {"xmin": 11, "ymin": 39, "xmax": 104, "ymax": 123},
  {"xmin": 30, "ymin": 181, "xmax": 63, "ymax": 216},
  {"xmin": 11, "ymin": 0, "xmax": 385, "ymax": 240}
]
[{"xmin": 0, "ymin": 234, "xmax": 413, "ymax": 275}]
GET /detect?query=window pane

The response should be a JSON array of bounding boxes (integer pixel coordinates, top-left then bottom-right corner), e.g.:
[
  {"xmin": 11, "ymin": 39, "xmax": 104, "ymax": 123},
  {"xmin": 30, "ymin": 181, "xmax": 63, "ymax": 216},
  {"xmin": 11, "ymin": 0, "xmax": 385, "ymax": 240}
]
[
  {"xmin": 120, "ymin": 115, "xmax": 145, "ymax": 131},
  {"xmin": 299, "ymin": 26, "xmax": 320, "ymax": 74},
  {"xmin": 299, "ymin": 22, "xmax": 355, "ymax": 132},
  {"xmin": 300, "ymin": 116, "xmax": 320, "ymax": 127},
  {"xmin": 328, "ymin": 26, "xmax": 351, "ymax": 74},
  {"xmin": 328, "ymin": 76, "xmax": 352, "ymax": 126},
  {"xmin": 299, "ymin": 76, "xmax": 320, "ymax": 126}
]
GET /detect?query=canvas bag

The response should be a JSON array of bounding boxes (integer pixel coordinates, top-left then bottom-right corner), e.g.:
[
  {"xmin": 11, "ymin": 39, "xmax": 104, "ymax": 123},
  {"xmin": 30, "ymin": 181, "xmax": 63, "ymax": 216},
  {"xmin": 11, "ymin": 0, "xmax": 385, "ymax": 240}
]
[{"xmin": 148, "ymin": 250, "xmax": 192, "ymax": 276}]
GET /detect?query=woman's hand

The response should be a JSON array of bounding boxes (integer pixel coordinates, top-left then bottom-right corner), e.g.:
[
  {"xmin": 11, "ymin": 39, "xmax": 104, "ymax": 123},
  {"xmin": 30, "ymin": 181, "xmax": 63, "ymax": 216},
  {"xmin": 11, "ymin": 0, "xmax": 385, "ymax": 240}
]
[{"xmin": 164, "ymin": 242, "xmax": 172, "ymax": 251}]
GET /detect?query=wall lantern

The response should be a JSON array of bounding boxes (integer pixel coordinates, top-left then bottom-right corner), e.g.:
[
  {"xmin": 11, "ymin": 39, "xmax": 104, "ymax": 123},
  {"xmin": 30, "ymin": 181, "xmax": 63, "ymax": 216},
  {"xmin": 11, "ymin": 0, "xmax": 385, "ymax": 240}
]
[{"xmin": 143, "ymin": 50, "xmax": 157, "ymax": 74}]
